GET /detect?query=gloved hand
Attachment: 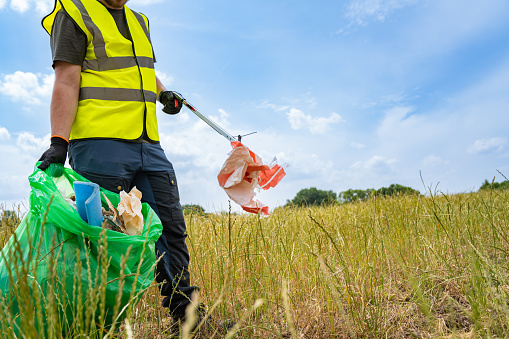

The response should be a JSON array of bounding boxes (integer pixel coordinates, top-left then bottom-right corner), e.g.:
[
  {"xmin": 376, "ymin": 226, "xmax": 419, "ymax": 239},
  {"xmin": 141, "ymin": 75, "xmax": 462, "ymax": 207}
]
[
  {"xmin": 38, "ymin": 136, "xmax": 69, "ymax": 170},
  {"xmin": 158, "ymin": 90, "xmax": 183, "ymax": 115}
]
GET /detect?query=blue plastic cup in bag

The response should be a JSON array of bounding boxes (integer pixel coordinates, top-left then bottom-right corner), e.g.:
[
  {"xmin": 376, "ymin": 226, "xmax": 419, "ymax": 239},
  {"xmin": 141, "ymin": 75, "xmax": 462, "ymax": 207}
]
[{"xmin": 73, "ymin": 181, "xmax": 103, "ymax": 227}]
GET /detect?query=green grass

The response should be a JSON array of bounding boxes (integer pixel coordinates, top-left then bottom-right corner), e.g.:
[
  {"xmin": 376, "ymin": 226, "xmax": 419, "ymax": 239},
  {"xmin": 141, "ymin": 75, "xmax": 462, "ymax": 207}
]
[{"xmin": 1, "ymin": 186, "xmax": 509, "ymax": 338}]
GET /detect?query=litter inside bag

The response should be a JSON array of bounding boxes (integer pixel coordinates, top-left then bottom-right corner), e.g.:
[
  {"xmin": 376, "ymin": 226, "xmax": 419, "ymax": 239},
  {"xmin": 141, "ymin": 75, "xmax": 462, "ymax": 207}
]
[
  {"xmin": 0, "ymin": 163, "xmax": 162, "ymax": 334},
  {"xmin": 117, "ymin": 187, "xmax": 144, "ymax": 235}
]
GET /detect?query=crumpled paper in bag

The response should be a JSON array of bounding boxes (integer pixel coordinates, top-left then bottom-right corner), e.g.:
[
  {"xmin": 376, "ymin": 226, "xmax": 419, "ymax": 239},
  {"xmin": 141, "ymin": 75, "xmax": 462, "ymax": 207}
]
[
  {"xmin": 117, "ymin": 187, "xmax": 144, "ymax": 235},
  {"xmin": 217, "ymin": 141, "xmax": 286, "ymax": 216}
]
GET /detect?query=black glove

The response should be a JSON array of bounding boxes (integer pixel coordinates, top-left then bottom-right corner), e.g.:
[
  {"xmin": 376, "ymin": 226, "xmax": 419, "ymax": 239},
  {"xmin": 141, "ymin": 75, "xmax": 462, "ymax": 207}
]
[
  {"xmin": 38, "ymin": 136, "xmax": 69, "ymax": 170},
  {"xmin": 158, "ymin": 90, "xmax": 183, "ymax": 115}
]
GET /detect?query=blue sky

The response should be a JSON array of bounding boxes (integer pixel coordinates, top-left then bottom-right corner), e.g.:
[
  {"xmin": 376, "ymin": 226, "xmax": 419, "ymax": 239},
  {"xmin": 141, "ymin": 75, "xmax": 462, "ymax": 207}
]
[{"xmin": 1, "ymin": 0, "xmax": 509, "ymax": 213}]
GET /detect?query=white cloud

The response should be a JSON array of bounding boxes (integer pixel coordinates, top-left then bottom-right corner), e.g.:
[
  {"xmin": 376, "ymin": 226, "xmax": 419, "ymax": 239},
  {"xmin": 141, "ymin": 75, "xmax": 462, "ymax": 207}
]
[
  {"xmin": 155, "ymin": 70, "xmax": 174, "ymax": 88},
  {"xmin": 421, "ymin": 154, "xmax": 445, "ymax": 167},
  {"xmin": 0, "ymin": 129, "xmax": 46, "ymax": 206},
  {"xmin": 468, "ymin": 137, "xmax": 507, "ymax": 154},
  {"xmin": 345, "ymin": 0, "xmax": 418, "ymax": 25},
  {"xmin": 0, "ymin": 71, "xmax": 53, "ymax": 105},
  {"xmin": 17, "ymin": 132, "xmax": 49, "ymax": 157},
  {"xmin": 0, "ymin": 126, "xmax": 10, "ymax": 141},
  {"xmin": 258, "ymin": 101, "xmax": 290, "ymax": 112},
  {"xmin": 276, "ymin": 151, "xmax": 333, "ymax": 176},
  {"xmin": 0, "ymin": 0, "xmax": 53, "ymax": 14},
  {"xmin": 374, "ymin": 105, "xmax": 451, "ymax": 151},
  {"xmin": 351, "ymin": 155, "xmax": 397, "ymax": 173},
  {"xmin": 35, "ymin": 0, "xmax": 53, "ymax": 14},
  {"xmin": 286, "ymin": 108, "xmax": 345, "ymax": 134},
  {"xmin": 10, "ymin": 0, "xmax": 29, "ymax": 12},
  {"xmin": 260, "ymin": 93, "xmax": 319, "ymax": 113},
  {"xmin": 377, "ymin": 106, "xmax": 414, "ymax": 136},
  {"xmin": 213, "ymin": 108, "xmax": 231, "ymax": 128},
  {"xmin": 359, "ymin": 91, "xmax": 409, "ymax": 109},
  {"xmin": 0, "ymin": 154, "xmax": 31, "ymax": 204},
  {"xmin": 350, "ymin": 141, "xmax": 366, "ymax": 149},
  {"xmin": 299, "ymin": 92, "xmax": 318, "ymax": 108}
]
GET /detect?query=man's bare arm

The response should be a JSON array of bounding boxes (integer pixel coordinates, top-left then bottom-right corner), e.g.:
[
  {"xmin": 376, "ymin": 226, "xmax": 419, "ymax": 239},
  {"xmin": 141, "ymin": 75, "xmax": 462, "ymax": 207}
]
[
  {"xmin": 51, "ymin": 61, "xmax": 81, "ymax": 140},
  {"xmin": 156, "ymin": 75, "xmax": 166, "ymax": 98},
  {"xmin": 37, "ymin": 61, "xmax": 81, "ymax": 170}
]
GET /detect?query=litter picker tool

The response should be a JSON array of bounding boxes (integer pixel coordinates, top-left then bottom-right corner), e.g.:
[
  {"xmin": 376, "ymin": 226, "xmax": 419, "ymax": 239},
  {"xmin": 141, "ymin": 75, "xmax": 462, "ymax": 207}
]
[
  {"xmin": 172, "ymin": 92, "xmax": 237, "ymax": 142},
  {"xmin": 172, "ymin": 92, "xmax": 257, "ymax": 143},
  {"xmin": 171, "ymin": 92, "xmax": 287, "ymax": 216}
]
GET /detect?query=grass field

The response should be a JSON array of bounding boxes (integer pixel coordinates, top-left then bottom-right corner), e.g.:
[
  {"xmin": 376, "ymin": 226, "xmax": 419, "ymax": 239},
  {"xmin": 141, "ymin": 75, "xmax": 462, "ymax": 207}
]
[{"xmin": 1, "ymin": 186, "xmax": 509, "ymax": 338}]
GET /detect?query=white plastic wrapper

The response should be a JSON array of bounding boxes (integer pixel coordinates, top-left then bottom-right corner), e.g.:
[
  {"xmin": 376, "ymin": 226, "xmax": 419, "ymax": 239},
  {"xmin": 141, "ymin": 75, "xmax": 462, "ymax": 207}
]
[{"xmin": 217, "ymin": 141, "xmax": 286, "ymax": 216}]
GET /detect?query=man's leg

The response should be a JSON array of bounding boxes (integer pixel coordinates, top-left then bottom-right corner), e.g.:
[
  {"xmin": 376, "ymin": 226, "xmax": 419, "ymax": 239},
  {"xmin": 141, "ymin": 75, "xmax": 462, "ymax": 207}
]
[
  {"xmin": 137, "ymin": 143, "xmax": 203, "ymax": 315},
  {"xmin": 131, "ymin": 171, "xmax": 199, "ymax": 315}
]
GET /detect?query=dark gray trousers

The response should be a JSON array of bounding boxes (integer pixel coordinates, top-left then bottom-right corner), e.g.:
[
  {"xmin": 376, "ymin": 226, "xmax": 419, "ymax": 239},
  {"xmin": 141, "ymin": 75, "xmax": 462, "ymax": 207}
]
[{"xmin": 69, "ymin": 139, "xmax": 198, "ymax": 314}]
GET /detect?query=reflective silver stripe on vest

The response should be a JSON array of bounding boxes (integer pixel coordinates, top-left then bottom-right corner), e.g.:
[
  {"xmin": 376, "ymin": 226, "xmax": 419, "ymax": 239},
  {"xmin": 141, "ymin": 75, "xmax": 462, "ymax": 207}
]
[
  {"xmin": 82, "ymin": 56, "xmax": 154, "ymax": 71},
  {"xmin": 132, "ymin": 11, "xmax": 151, "ymax": 43},
  {"xmin": 79, "ymin": 87, "xmax": 157, "ymax": 103},
  {"xmin": 69, "ymin": 0, "xmax": 107, "ymax": 59}
]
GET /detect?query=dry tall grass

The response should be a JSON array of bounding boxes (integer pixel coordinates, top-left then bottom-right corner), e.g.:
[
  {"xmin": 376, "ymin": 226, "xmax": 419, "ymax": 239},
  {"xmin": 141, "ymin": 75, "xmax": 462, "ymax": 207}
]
[{"xmin": 1, "ymin": 187, "xmax": 509, "ymax": 338}]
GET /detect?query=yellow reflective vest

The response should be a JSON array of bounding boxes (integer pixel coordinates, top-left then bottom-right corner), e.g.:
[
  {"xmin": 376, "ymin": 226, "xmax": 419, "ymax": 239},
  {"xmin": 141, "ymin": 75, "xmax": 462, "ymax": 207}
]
[{"xmin": 42, "ymin": 0, "xmax": 159, "ymax": 142}]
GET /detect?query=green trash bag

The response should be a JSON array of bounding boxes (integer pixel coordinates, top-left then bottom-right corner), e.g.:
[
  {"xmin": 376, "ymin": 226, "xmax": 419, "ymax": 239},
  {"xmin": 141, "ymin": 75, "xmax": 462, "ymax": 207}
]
[{"xmin": 0, "ymin": 164, "xmax": 163, "ymax": 336}]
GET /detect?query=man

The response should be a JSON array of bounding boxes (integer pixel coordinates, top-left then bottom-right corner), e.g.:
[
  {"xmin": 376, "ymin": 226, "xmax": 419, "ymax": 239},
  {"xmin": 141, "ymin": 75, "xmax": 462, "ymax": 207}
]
[{"xmin": 38, "ymin": 0, "xmax": 199, "ymax": 326}]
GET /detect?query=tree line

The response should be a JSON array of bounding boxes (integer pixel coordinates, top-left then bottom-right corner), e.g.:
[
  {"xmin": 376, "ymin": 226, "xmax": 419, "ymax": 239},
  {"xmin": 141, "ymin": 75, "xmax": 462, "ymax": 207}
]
[
  {"xmin": 479, "ymin": 179, "xmax": 509, "ymax": 191},
  {"xmin": 286, "ymin": 178, "xmax": 509, "ymax": 207},
  {"xmin": 286, "ymin": 184, "xmax": 420, "ymax": 207}
]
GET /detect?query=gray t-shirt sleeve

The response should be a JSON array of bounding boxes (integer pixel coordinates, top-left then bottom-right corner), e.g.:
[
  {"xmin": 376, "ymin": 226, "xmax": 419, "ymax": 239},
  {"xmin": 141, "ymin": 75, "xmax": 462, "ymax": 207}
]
[{"xmin": 50, "ymin": 10, "xmax": 87, "ymax": 68}]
